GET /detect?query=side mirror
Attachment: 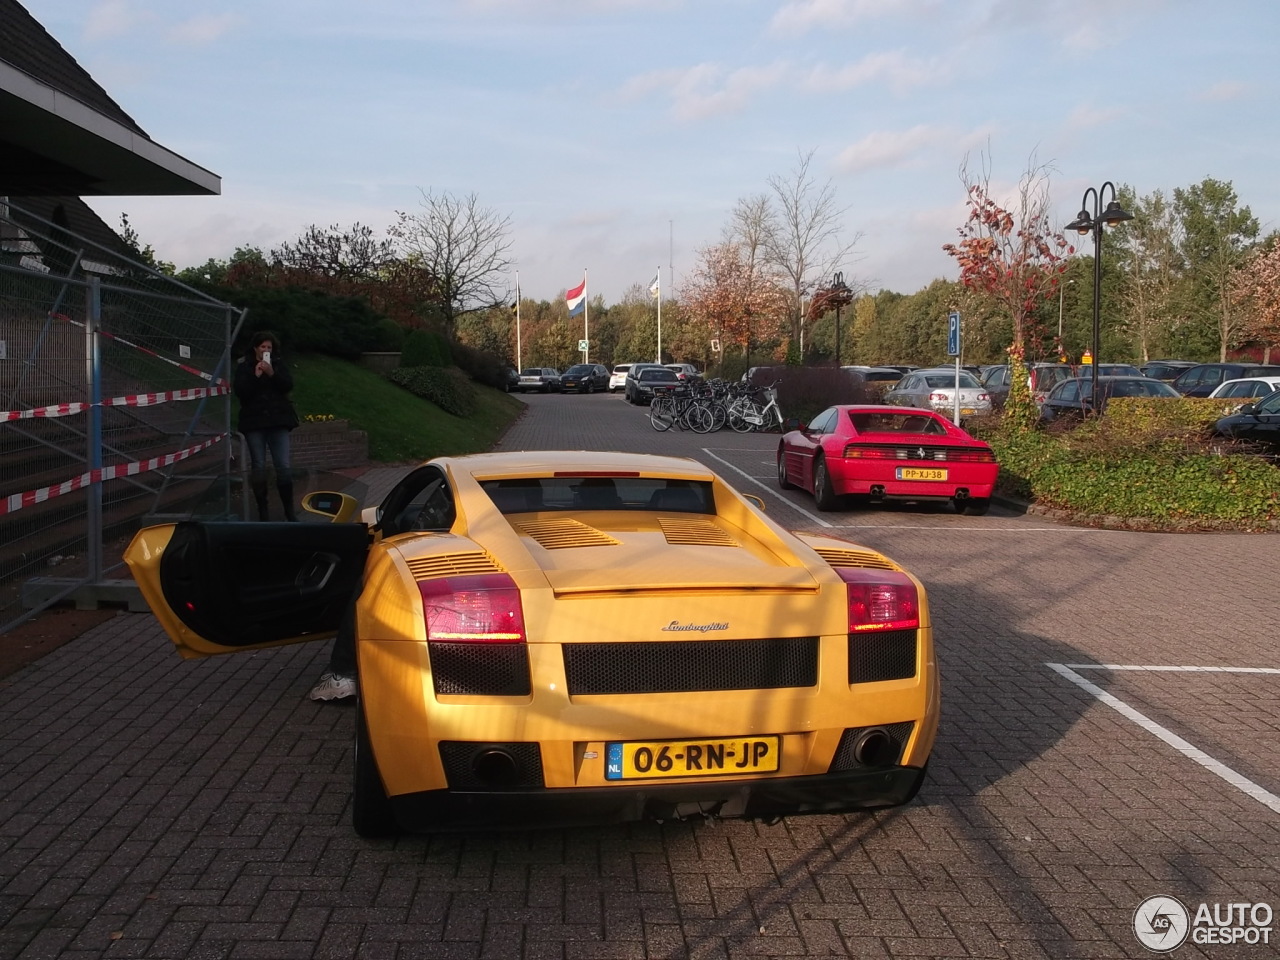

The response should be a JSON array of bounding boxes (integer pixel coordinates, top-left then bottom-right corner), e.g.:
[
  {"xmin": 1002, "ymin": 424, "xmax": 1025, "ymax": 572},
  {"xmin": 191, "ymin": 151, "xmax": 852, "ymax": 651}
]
[
  {"xmin": 743, "ymin": 493, "xmax": 766, "ymax": 512},
  {"xmin": 301, "ymin": 490, "xmax": 361, "ymax": 523},
  {"xmin": 785, "ymin": 417, "xmax": 805, "ymax": 432},
  {"xmin": 1240, "ymin": 403, "xmax": 1258, "ymax": 416}
]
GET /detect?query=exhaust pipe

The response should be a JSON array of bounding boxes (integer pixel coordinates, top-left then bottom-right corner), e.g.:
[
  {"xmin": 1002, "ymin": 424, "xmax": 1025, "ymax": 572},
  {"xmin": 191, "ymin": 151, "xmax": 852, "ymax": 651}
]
[
  {"xmin": 852, "ymin": 727, "xmax": 895, "ymax": 767},
  {"xmin": 870, "ymin": 485, "xmax": 885, "ymax": 498},
  {"xmin": 472, "ymin": 749, "xmax": 520, "ymax": 787},
  {"xmin": 954, "ymin": 488, "xmax": 970, "ymax": 500}
]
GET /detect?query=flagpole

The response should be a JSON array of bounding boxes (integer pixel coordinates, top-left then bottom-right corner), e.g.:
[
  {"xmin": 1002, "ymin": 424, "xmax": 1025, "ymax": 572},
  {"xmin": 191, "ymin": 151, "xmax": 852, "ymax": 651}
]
[
  {"xmin": 515, "ymin": 272, "xmax": 522, "ymax": 370},
  {"xmin": 656, "ymin": 266, "xmax": 662, "ymax": 363},
  {"xmin": 583, "ymin": 269, "xmax": 589, "ymax": 364}
]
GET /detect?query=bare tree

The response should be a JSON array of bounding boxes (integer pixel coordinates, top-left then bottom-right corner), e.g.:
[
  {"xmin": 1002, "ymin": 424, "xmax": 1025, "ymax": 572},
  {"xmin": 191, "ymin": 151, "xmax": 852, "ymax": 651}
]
[
  {"xmin": 389, "ymin": 189, "xmax": 514, "ymax": 332},
  {"xmin": 271, "ymin": 222, "xmax": 394, "ymax": 281},
  {"xmin": 724, "ymin": 194, "xmax": 782, "ymax": 357},
  {"xmin": 762, "ymin": 150, "xmax": 862, "ymax": 347}
]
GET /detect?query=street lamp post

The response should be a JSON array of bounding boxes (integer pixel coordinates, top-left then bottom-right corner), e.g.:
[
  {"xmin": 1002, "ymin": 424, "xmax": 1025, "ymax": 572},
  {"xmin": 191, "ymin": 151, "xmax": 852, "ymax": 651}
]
[
  {"xmin": 830, "ymin": 271, "xmax": 852, "ymax": 366},
  {"xmin": 1065, "ymin": 183, "xmax": 1134, "ymax": 412},
  {"xmin": 1057, "ymin": 278, "xmax": 1074, "ymax": 341}
]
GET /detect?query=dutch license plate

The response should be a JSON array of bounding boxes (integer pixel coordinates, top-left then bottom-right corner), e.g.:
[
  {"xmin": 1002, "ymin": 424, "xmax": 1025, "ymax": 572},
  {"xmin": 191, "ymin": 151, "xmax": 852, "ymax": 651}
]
[
  {"xmin": 605, "ymin": 736, "xmax": 780, "ymax": 781},
  {"xmin": 897, "ymin": 467, "xmax": 947, "ymax": 481},
  {"xmin": 961, "ymin": 408, "xmax": 976, "ymax": 415}
]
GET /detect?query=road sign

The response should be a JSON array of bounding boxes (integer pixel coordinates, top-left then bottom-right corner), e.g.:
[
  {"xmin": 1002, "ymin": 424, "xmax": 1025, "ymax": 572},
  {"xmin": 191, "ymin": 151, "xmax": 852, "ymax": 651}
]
[
  {"xmin": 947, "ymin": 311, "xmax": 961, "ymax": 357},
  {"xmin": 711, "ymin": 338, "xmax": 721, "ymax": 353},
  {"xmin": 578, "ymin": 339, "xmax": 589, "ymax": 352}
]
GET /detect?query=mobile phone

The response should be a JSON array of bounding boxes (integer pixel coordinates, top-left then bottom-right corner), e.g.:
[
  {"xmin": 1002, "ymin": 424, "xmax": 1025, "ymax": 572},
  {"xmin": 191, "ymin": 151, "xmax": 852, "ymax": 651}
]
[{"xmin": 262, "ymin": 350, "xmax": 271, "ymax": 364}]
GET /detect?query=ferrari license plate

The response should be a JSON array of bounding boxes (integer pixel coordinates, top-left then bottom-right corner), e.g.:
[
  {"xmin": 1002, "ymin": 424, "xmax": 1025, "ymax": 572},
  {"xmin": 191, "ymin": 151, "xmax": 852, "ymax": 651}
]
[
  {"xmin": 897, "ymin": 467, "xmax": 947, "ymax": 481},
  {"xmin": 605, "ymin": 736, "xmax": 780, "ymax": 780}
]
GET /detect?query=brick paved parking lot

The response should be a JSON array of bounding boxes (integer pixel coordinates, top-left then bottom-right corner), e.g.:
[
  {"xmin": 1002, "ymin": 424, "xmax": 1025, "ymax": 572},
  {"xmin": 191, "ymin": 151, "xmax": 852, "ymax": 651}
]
[{"xmin": 2, "ymin": 392, "xmax": 1277, "ymax": 959}]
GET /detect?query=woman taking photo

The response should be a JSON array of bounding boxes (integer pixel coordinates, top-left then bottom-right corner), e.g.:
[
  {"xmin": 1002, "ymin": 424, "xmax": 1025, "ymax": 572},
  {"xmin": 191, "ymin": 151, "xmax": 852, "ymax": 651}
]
[{"xmin": 234, "ymin": 331, "xmax": 299, "ymax": 521}]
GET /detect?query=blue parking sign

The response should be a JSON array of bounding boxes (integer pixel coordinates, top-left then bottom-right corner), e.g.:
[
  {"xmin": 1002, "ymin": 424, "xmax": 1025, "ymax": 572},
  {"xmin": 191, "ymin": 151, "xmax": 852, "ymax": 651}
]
[{"xmin": 947, "ymin": 311, "xmax": 961, "ymax": 356}]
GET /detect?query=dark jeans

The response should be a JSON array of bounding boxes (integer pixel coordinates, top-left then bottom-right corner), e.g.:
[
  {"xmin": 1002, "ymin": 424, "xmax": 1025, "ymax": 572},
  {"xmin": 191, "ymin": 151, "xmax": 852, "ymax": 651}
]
[
  {"xmin": 244, "ymin": 427, "xmax": 291, "ymax": 472},
  {"xmin": 329, "ymin": 581, "xmax": 360, "ymax": 677}
]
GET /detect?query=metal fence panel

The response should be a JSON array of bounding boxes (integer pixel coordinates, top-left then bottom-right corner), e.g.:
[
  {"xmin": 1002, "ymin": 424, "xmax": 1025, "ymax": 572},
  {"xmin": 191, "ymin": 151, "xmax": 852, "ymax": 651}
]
[{"xmin": 1, "ymin": 200, "xmax": 243, "ymax": 632}]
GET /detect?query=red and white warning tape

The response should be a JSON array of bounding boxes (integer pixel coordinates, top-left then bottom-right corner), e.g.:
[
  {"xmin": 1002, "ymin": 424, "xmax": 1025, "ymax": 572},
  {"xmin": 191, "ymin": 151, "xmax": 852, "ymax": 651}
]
[
  {"xmin": 49, "ymin": 312, "xmax": 229, "ymax": 385},
  {"xmin": 1, "ymin": 384, "xmax": 230, "ymax": 422},
  {"xmin": 0, "ymin": 434, "xmax": 226, "ymax": 517}
]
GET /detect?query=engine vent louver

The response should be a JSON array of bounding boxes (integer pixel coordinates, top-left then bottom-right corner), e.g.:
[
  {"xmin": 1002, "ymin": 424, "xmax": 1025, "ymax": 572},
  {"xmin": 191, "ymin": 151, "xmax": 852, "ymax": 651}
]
[
  {"xmin": 812, "ymin": 547, "xmax": 899, "ymax": 571},
  {"xmin": 515, "ymin": 518, "xmax": 621, "ymax": 549},
  {"xmin": 406, "ymin": 551, "xmax": 502, "ymax": 581},
  {"xmin": 657, "ymin": 517, "xmax": 738, "ymax": 547}
]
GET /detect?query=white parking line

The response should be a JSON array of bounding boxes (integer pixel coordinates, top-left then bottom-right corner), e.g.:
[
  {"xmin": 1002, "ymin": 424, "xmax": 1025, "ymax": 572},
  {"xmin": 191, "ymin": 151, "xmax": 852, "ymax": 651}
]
[
  {"xmin": 701, "ymin": 449, "xmax": 1112, "ymax": 532},
  {"xmin": 1065, "ymin": 665, "xmax": 1280, "ymax": 674},
  {"xmin": 1046, "ymin": 662, "xmax": 1280, "ymax": 815}
]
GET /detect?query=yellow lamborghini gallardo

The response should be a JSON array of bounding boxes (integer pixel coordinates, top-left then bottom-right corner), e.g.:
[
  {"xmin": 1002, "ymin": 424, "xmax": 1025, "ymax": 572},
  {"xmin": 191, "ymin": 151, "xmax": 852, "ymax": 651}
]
[{"xmin": 125, "ymin": 451, "xmax": 939, "ymax": 836}]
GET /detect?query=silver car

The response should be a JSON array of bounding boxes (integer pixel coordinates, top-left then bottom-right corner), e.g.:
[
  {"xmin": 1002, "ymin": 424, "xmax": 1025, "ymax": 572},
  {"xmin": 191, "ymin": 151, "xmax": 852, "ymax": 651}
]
[{"xmin": 884, "ymin": 368, "xmax": 993, "ymax": 417}]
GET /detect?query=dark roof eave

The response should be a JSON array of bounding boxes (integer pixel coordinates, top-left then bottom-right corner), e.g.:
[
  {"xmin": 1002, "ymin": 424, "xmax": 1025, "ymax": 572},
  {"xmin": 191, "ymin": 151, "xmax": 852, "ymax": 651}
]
[{"xmin": 0, "ymin": 61, "xmax": 219, "ymax": 197}]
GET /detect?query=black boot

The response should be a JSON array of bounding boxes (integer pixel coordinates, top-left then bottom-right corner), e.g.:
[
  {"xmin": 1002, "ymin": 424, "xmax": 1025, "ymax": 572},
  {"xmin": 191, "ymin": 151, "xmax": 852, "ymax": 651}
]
[
  {"xmin": 278, "ymin": 481, "xmax": 298, "ymax": 522},
  {"xmin": 251, "ymin": 471, "xmax": 270, "ymax": 521}
]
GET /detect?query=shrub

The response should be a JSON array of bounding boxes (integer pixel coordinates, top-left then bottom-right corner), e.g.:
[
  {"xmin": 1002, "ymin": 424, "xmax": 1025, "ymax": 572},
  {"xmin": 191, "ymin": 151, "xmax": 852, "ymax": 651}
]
[
  {"xmin": 226, "ymin": 286, "xmax": 399, "ymax": 359},
  {"xmin": 387, "ymin": 365, "xmax": 478, "ymax": 418},
  {"xmin": 400, "ymin": 329, "xmax": 452, "ymax": 368},
  {"xmin": 450, "ymin": 340, "xmax": 511, "ymax": 391},
  {"xmin": 747, "ymin": 365, "xmax": 874, "ymax": 424}
]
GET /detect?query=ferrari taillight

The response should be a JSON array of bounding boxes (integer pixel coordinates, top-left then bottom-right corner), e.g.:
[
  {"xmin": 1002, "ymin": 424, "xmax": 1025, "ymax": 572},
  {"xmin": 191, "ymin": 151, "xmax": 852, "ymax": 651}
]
[
  {"xmin": 845, "ymin": 445, "xmax": 895, "ymax": 458},
  {"xmin": 419, "ymin": 573, "xmax": 527, "ymax": 643},
  {"xmin": 948, "ymin": 448, "xmax": 997, "ymax": 463},
  {"xmin": 836, "ymin": 568, "xmax": 919, "ymax": 632}
]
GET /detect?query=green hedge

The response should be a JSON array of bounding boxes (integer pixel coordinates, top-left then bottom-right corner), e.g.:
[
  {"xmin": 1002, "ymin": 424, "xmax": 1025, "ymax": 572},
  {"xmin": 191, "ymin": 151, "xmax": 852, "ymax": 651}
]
[
  {"xmin": 387, "ymin": 365, "xmax": 478, "ymax": 418},
  {"xmin": 984, "ymin": 398, "xmax": 1280, "ymax": 529}
]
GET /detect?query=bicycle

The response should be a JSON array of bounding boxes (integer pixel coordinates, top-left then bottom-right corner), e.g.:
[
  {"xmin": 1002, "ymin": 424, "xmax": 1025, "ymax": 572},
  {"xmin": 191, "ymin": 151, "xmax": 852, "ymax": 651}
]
[
  {"xmin": 728, "ymin": 381, "xmax": 784, "ymax": 432},
  {"xmin": 649, "ymin": 385, "xmax": 713, "ymax": 432}
]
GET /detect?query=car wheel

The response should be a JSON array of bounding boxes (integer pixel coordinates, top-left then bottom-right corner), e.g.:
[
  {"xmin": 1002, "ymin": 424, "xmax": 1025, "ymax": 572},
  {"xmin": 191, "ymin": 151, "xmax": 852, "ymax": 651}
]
[
  {"xmin": 587, "ymin": 382, "xmax": 595, "ymax": 394},
  {"xmin": 962, "ymin": 497, "xmax": 991, "ymax": 516},
  {"xmin": 813, "ymin": 457, "xmax": 840, "ymax": 511},
  {"xmin": 777, "ymin": 449, "xmax": 796, "ymax": 490},
  {"xmin": 352, "ymin": 701, "xmax": 399, "ymax": 838}
]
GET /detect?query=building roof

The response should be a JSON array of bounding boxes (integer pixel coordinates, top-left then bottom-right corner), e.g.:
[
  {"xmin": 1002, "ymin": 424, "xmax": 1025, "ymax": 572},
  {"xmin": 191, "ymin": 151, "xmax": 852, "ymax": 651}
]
[{"xmin": 0, "ymin": 0, "xmax": 220, "ymax": 196}]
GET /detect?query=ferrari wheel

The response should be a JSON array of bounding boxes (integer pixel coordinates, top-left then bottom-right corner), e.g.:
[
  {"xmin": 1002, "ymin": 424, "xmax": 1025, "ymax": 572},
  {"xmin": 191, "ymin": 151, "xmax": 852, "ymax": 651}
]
[
  {"xmin": 777, "ymin": 450, "xmax": 795, "ymax": 490},
  {"xmin": 352, "ymin": 702, "xmax": 398, "ymax": 838},
  {"xmin": 962, "ymin": 497, "xmax": 991, "ymax": 516},
  {"xmin": 813, "ymin": 457, "xmax": 839, "ymax": 511}
]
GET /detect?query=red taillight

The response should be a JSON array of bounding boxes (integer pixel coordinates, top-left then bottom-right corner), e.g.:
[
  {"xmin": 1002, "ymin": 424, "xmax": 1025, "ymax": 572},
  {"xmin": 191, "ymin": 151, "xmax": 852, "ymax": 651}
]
[
  {"xmin": 845, "ymin": 445, "xmax": 895, "ymax": 458},
  {"xmin": 836, "ymin": 568, "xmax": 919, "ymax": 632},
  {"xmin": 949, "ymin": 447, "xmax": 997, "ymax": 463},
  {"xmin": 418, "ymin": 573, "xmax": 526, "ymax": 643},
  {"xmin": 929, "ymin": 392, "xmax": 948, "ymax": 403}
]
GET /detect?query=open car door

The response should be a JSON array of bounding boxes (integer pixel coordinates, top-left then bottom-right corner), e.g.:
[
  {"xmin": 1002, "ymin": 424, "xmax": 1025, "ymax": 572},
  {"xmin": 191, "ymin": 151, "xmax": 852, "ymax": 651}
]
[{"xmin": 126, "ymin": 521, "xmax": 369, "ymax": 659}]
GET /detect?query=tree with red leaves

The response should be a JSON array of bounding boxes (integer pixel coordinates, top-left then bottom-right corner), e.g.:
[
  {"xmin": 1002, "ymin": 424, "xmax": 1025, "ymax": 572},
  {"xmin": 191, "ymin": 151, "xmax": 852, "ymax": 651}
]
[
  {"xmin": 1229, "ymin": 240, "xmax": 1280, "ymax": 363},
  {"xmin": 942, "ymin": 157, "xmax": 1073, "ymax": 357}
]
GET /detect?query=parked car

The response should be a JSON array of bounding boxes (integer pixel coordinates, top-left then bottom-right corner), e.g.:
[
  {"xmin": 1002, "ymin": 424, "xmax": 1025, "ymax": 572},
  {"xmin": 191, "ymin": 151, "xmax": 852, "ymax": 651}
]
[
  {"xmin": 125, "ymin": 450, "xmax": 938, "ymax": 834},
  {"xmin": 1206, "ymin": 376, "xmax": 1280, "ymax": 412},
  {"xmin": 1039, "ymin": 375, "xmax": 1180, "ymax": 422},
  {"xmin": 778, "ymin": 405, "xmax": 999, "ymax": 515},
  {"xmin": 981, "ymin": 363, "xmax": 1076, "ymax": 408},
  {"xmin": 609, "ymin": 364, "xmax": 633, "ymax": 393},
  {"xmin": 1171, "ymin": 363, "xmax": 1280, "ymax": 397},
  {"xmin": 840, "ymin": 366, "xmax": 905, "ymax": 384},
  {"xmin": 503, "ymin": 367, "xmax": 519, "ymax": 392},
  {"xmin": 559, "ymin": 363, "xmax": 610, "ymax": 394},
  {"xmin": 625, "ymin": 365, "xmax": 679, "ymax": 404},
  {"xmin": 517, "ymin": 367, "xmax": 561, "ymax": 393},
  {"xmin": 1212, "ymin": 389, "xmax": 1280, "ymax": 453},
  {"xmin": 883, "ymin": 368, "xmax": 993, "ymax": 418},
  {"xmin": 1074, "ymin": 363, "xmax": 1145, "ymax": 379},
  {"xmin": 665, "ymin": 363, "xmax": 701, "ymax": 381},
  {"xmin": 1140, "ymin": 359, "xmax": 1198, "ymax": 381}
]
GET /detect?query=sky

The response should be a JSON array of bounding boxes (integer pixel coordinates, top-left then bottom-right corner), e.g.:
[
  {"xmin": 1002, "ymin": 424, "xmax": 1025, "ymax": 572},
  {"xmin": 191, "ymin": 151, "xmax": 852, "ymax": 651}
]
[{"xmin": 22, "ymin": 0, "xmax": 1280, "ymax": 308}]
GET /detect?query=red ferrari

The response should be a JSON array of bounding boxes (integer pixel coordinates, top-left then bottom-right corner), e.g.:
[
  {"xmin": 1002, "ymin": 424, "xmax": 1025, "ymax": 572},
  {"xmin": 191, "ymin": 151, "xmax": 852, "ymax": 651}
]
[{"xmin": 777, "ymin": 405, "xmax": 999, "ymax": 514}]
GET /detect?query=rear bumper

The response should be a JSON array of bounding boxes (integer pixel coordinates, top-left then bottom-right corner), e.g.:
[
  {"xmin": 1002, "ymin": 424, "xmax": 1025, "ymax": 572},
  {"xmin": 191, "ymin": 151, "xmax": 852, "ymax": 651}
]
[{"xmin": 389, "ymin": 765, "xmax": 927, "ymax": 832}]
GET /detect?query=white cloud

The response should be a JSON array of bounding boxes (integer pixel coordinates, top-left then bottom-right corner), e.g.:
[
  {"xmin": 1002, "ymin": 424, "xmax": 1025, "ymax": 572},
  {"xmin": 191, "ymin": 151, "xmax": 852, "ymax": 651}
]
[
  {"xmin": 84, "ymin": 0, "xmax": 146, "ymax": 42},
  {"xmin": 1061, "ymin": 103, "xmax": 1126, "ymax": 134},
  {"xmin": 801, "ymin": 50, "xmax": 941, "ymax": 96},
  {"xmin": 167, "ymin": 14, "xmax": 243, "ymax": 46},
  {"xmin": 1197, "ymin": 81, "xmax": 1249, "ymax": 103},
  {"xmin": 769, "ymin": 0, "xmax": 931, "ymax": 36},
  {"xmin": 836, "ymin": 125, "xmax": 981, "ymax": 175},
  {"xmin": 622, "ymin": 62, "xmax": 789, "ymax": 123}
]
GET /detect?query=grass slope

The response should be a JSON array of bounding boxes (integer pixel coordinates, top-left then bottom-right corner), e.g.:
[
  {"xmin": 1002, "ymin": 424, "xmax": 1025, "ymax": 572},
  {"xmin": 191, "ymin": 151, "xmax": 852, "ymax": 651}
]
[{"xmin": 288, "ymin": 354, "xmax": 524, "ymax": 462}]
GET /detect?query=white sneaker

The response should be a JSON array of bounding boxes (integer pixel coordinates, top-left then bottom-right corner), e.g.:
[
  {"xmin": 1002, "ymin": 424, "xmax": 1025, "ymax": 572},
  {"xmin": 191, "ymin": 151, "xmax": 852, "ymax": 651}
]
[{"xmin": 309, "ymin": 671, "xmax": 356, "ymax": 701}]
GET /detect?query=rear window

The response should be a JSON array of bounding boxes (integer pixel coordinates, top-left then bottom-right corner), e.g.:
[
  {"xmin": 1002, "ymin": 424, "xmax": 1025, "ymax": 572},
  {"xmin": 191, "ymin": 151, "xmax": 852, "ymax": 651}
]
[
  {"xmin": 924, "ymin": 373, "xmax": 981, "ymax": 388},
  {"xmin": 640, "ymin": 368, "xmax": 678, "ymax": 381},
  {"xmin": 481, "ymin": 477, "xmax": 714, "ymax": 514},
  {"xmin": 848, "ymin": 411, "xmax": 947, "ymax": 434},
  {"xmin": 613, "ymin": 365, "xmax": 631, "ymax": 374}
]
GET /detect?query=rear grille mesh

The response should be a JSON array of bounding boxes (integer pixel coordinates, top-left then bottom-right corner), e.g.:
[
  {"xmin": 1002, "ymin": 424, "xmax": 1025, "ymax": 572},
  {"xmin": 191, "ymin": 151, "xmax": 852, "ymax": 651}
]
[
  {"xmin": 429, "ymin": 642, "xmax": 531, "ymax": 696},
  {"xmin": 848, "ymin": 629, "xmax": 917, "ymax": 683},
  {"xmin": 564, "ymin": 637, "xmax": 818, "ymax": 695}
]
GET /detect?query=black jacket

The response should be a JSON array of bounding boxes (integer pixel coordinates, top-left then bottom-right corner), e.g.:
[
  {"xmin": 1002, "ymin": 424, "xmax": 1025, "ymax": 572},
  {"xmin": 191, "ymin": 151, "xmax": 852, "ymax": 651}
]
[{"xmin": 234, "ymin": 356, "xmax": 298, "ymax": 432}]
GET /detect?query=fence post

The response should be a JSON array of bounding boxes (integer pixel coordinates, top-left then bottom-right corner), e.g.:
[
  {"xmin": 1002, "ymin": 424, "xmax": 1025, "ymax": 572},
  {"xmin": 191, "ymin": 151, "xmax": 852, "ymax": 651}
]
[{"xmin": 86, "ymin": 277, "xmax": 104, "ymax": 582}]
